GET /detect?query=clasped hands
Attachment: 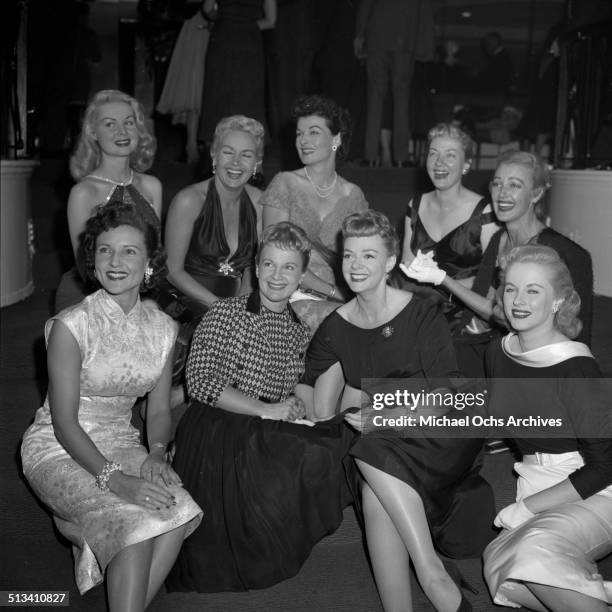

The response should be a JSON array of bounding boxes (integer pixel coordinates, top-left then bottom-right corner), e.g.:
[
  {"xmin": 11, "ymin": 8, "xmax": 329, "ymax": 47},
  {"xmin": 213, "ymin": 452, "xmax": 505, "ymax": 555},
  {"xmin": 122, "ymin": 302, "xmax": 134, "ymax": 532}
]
[
  {"xmin": 400, "ymin": 250, "xmax": 446, "ymax": 286},
  {"xmin": 261, "ymin": 395, "xmax": 306, "ymax": 422}
]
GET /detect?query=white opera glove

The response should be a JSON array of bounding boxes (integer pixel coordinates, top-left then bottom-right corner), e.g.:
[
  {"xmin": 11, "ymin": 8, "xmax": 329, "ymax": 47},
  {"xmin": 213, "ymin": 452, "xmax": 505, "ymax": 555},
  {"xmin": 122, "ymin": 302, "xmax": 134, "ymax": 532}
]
[
  {"xmin": 493, "ymin": 500, "xmax": 535, "ymax": 530},
  {"xmin": 399, "ymin": 250, "xmax": 446, "ymax": 286}
]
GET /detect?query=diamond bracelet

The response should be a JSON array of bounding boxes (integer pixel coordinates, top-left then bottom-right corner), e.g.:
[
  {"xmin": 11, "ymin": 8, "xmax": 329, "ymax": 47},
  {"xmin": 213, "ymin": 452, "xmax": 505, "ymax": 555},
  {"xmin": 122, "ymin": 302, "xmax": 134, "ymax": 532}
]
[{"xmin": 95, "ymin": 461, "xmax": 122, "ymax": 492}]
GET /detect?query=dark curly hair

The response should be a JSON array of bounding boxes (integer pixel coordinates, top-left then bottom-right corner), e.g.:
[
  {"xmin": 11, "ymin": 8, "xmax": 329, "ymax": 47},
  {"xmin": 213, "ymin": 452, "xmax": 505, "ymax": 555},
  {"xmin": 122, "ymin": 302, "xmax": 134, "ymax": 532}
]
[
  {"xmin": 493, "ymin": 244, "xmax": 582, "ymax": 339},
  {"xmin": 292, "ymin": 94, "xmax": 352, "ymax": 160},
  {"xmin": 82, "ymin": 200, "xmax": 167, "ymax": 291},
  {"xmin": 342, "ymin": 210, "xmax": 400, "ymax": 258}
]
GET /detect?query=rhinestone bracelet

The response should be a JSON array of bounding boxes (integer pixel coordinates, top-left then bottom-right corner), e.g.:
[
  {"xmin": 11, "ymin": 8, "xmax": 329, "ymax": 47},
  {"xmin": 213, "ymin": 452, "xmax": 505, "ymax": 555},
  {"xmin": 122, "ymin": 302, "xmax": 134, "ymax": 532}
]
[{"xmin": 95, "ymin": 461, "xmax": 122, "ymax": 492}]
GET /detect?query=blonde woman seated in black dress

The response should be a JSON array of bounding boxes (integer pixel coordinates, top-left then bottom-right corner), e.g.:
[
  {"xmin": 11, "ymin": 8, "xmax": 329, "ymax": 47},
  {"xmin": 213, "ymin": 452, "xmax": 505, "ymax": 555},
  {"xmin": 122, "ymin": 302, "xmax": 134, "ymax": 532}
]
[
  {"xmin": 483, "ymin": 245, "xmax": 612, "ymax": 611},
  {"xmin": 166, "ymin": 222, "xmax": 354, "ymax": 593},
  {"xmin": 298, "ymin": 210, "xmax": 495, "ymax": 612}
]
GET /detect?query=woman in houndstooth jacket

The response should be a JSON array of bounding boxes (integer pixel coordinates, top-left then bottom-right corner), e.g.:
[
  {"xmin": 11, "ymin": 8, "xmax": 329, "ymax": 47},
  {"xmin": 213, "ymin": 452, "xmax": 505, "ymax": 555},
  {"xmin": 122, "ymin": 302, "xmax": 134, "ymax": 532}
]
[{"xmin": 166, "ymin": 222, "xmax": 355, "ymax": 593}]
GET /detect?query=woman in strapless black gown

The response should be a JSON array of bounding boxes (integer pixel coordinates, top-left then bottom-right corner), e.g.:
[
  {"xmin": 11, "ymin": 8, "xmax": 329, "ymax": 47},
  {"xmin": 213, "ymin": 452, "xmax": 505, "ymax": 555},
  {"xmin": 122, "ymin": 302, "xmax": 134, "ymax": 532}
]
[{"xmin": 299, "ymin": 210, "xmax": 495, "ymax": 612}]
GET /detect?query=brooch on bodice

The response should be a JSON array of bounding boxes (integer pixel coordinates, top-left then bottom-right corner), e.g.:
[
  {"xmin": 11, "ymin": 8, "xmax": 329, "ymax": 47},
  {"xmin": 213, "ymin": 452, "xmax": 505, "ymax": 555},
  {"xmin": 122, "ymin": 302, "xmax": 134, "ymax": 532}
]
[
  {"xmin": 218, "ymin": 260, "xmax": 235, "ymax": 276},
  {"xmin": 381, "ymin": 325, "xmax": 394, "ymax": 338}
]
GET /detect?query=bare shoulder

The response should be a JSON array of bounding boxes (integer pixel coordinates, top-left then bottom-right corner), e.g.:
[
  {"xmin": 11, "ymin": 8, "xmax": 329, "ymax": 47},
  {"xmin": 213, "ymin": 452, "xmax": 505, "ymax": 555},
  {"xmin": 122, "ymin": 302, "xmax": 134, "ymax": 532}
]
[
  {"xmin": 67, "ymin": 179, "xmax": 105, "ymax": 214},
  {"xmin": 69, "ymin": 178, "xmax": 101, "ymax": 200},
  {"xmin": 169, "ymin": 180, "xmax": 209, "ymax": 213},
  {"xmin": 133, "ymin": 172, "xmax": 161, "ymax": 202},
  {"xmin": 137, "ymin": 172, "xmax": 161, "ymax": 190}
]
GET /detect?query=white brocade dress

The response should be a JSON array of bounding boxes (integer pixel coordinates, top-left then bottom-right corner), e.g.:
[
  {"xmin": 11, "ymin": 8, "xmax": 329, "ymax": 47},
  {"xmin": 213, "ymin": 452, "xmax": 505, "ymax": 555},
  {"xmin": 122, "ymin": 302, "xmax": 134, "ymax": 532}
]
[{"xmin": 21, "ymin": 290, "xmax": 203, "ymax": 594}]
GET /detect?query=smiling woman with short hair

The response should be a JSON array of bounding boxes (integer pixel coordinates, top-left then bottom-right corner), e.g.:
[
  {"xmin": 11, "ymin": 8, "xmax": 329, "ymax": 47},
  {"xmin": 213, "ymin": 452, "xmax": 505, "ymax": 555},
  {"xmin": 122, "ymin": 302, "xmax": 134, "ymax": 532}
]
[{"xmin": 166, "ymin": 221, "xmax": 355, "ymax": 593}]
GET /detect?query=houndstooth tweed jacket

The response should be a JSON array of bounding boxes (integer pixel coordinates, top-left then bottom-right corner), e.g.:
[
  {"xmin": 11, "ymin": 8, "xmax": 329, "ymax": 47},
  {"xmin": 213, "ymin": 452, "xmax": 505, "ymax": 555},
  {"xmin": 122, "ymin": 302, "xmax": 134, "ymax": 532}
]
[{"xmin": 186, "ymin": 292, "xmax": 311, "ymax": 406}]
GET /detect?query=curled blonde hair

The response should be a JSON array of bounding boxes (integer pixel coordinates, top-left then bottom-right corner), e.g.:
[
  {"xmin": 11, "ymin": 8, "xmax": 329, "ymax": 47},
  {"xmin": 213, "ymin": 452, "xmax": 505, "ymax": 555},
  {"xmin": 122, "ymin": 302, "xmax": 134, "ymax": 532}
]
[
  {"xmin": 494, "ymin": 150, "xmax": 551, "ymax": 220},
  {"xmin": 69, "ymin": 89, "xmax": 156, "ymax": 181},
  {"xmin": 427, "ymin": 122, "xmax": 474, "ymax": 161},
  {"xmin": 494, "ymin": 245, "xmax": 582, "ymax": 339},
  {"xmin": 210, "ymin": 115, "xmax": 265, "ymax": 161}
]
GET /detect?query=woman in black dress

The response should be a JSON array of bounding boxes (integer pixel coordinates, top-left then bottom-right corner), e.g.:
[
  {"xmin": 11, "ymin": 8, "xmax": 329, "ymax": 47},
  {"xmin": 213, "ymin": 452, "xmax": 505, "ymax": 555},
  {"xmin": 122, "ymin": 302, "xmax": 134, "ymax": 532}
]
[
  {"xmin": 166, "ymin": 222, "xmax": 354, "ymax": 593},
  {"xmin": 164, "ymin": 115, "xmax": 264, "ymax": 319},
  {"xmin": 402, "ymin": 150, "xmax": 593, "ymax": 379},
  {"xmin": 299, "ymin": 210, "xmax": 495, "ymax": 612},
  {"xmin": 400, "ymin": 123, "xmax": 498, "ymax": 312},
  {"xmin": 160, "ymin": 115, "xmax": 264, "ymax": 387},
  {"xmin": 483, "ymin": 245, "xmax": 612, "ymax": 611}
]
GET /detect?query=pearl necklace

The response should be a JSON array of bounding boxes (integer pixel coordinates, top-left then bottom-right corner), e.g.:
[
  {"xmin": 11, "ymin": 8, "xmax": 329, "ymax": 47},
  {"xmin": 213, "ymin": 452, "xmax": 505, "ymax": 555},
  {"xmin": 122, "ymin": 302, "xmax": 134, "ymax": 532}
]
[
  {"xmin": 303, "ymin": 166, "xmax": 337, "ymax": 198},
  {"xmin": 88, "ymin": 169, "xmax": 134, "ymax": 186}
]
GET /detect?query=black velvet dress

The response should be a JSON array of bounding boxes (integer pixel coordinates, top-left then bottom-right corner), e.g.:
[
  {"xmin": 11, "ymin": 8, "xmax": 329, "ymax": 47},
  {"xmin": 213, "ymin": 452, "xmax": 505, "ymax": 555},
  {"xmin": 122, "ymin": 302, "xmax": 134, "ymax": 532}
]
[{"xmin": 302, "ymin": 296, "xmax": 497, "ymax": 558}]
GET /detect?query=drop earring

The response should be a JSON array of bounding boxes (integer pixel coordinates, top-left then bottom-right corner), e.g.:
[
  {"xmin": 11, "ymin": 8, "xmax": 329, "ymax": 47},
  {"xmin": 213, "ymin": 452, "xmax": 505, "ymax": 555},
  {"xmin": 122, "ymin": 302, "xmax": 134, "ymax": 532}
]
[
  {"xmin": 144, "ymin": 265, "xmax": 153, "ymax": 288},
  {"xmin": 212, "ymin": 163, "xmax": 216, "ymax": 175}
]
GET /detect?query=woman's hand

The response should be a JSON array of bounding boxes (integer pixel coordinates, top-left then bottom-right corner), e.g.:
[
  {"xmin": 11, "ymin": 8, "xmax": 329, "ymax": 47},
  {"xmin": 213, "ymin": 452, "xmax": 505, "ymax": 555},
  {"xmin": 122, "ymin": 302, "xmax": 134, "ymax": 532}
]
[
  {"xmin": 400, "ymin": 250, "xmax": 446, "ymax": 286},
  {"xmin": 344, "ymin": 407, "xmax": 370, "ymax": 431},
  {"xmin": 493, "ymin": 500, "xmax": 535, "ymax": 530},
  {"xmin": 108, "ymin": 470, "xmax": 177, "ymax": 511},
  {"xmin": 140, "ymin": 453, "xmax": 183, "ymax": 488},
  {"xmin": 261, "ymin": 396, "xmax": 305, "ymax": 421}
]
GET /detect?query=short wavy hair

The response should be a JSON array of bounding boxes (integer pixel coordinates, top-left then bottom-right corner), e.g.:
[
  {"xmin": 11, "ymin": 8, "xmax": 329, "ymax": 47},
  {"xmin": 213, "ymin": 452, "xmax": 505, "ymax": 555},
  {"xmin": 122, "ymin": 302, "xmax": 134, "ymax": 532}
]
[
  {"xmin": 210, "ymin": 115, "xmax": 265, "ymax": 161},
  {"xmin": 494, "ymin": 244, "xmax": 582, "ymax": 339},
  {"xmin": 495, "ymin": 150, "xmax": 551, "ymax": 220},
  {"xmin": 342, "ymin": 210, "xmax": 400, "ymax": 258},
  {"xmin": 70, "ymin": 89, "xmax": 156, "ymax": 181},
  {"xmin": 292, "ymin": 94, "xmax": 352, "ymax": 160},
  {"xmin": 427, "ymin": 122, "xmax": 475, "ymax": 161},
  {"xmin": 256, "ymin": 221, "xmax": 311, "ymax": 272},
  {"xmin": 82, "ymin": 200, "xmax": 167, "ymax": 291}
]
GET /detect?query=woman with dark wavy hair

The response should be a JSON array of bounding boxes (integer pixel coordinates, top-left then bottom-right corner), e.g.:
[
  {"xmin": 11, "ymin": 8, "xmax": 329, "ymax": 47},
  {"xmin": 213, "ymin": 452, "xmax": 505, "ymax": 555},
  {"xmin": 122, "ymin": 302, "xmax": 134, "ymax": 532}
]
[
  {"xmin": 55, "ymin": 89, "xmax": 162, "ymax": 313},
  {"xmin": 483, "ymin": 245, "xmax": 612, "ymax": 611},
  {"xmin": 261, "ymin": 94, "xmax": 368, "ymax": 332},
  {"xmin": 21, "ymin": 201, "xmax": 202, "ymax": 611}
]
